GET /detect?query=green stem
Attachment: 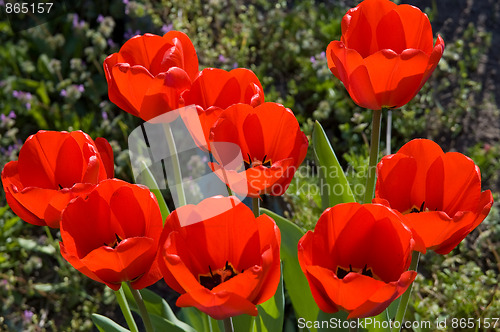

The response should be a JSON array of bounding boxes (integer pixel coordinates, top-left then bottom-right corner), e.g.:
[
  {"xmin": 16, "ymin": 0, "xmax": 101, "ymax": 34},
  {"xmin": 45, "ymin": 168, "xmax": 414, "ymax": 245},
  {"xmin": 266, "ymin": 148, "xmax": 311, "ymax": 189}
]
[
  {"xmin": 45, "ymin": 226, "xmax": 67, "ymax": 271},
  {"xmin": 164, "ymin": 123, "xmax": 187, "ymax": 207},
  {"xmin": 223, "ymin": 317, "xmax": 234, "ymax": 332},
  {"xmin": 44, "ymin": 226, "xmax": 54, "ymax": 242},
  {"xmin": 363, "ymin": 108, "xmax": 383, "ymax": 204},
  {"xmin": 252, "ymin": 197, "xmax": 260, "ymax": 218},
  {"xmin": 128, "ymin": 284, "xmax": 154, "ymax": 332},
  {"xmin": 114, "ymin": 286, "xmax": 139, "ymax": 332},
  {"xmin": 391, "ymin": 251, "xmax": 420, "ymax": 332}
]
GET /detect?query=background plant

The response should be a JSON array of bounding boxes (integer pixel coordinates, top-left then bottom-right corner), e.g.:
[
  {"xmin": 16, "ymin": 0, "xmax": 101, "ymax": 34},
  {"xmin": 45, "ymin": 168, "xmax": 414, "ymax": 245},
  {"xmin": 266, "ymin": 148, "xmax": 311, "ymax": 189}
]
[{"xmin": 1, "ymin": 0, "xmax": 499, "ymax": 330}]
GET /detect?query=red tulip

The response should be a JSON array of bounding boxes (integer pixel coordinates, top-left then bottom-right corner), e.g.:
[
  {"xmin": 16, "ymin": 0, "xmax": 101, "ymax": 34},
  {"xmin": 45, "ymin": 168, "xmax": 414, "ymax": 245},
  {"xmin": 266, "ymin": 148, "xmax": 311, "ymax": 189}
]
[
  {"xmin": 374, "ymin": 139, "xmax": 494, "ymax": 254},
  {"xmin": 181, "ymin": 68, "xmax": 265, "ymax": 151},
  {"xmin": 326, "ymin": 0, "xmax": 444, "ymax": 110},
  {"xmin": 1, "ymin": 130, "xmax": 114, "ymax": 228},
  {"xmin": 208, "ymin": 103, "xmax": 308, "ymax": 197},
  {"xmin": 104, "ymin": 31, "xmax": 199, "ymax": 121},
  {"xmin": 59, "ymin": 179, "xmax": 163, "ymax": 290},
  {"xmin": 298, "ymin": 203, "xmax": 416, "ymax": 319},
  {"xmin": 157, "ymin": 196, "xmax": 281, "ymax": 320}
]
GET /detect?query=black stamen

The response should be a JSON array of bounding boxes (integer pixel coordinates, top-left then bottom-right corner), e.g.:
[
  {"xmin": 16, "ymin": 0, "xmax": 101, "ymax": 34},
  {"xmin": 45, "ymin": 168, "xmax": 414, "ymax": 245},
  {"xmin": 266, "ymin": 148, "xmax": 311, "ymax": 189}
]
[
  {"xmin": 411, "ymin": 201, "xmax": 426, "ymax": 213},
  {"xmin": 58, "ymin": 184, "xmax": 63, "ymax": 190},
  {"xmin": 209, "ymin": 265, "xmax": 214, "ymax": 278}
]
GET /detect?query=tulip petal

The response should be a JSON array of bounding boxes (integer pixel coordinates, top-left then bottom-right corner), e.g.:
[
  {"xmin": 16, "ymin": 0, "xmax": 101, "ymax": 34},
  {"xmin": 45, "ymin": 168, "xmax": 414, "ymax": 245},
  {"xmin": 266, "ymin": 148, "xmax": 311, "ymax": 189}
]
[
  {"xmin": 342, "ymin": 0, "xmax": 396, "ymax": 57},
  {"xmin": 161, "ymin": 31, "xmax": 199, "ymax": 80},
  {"xmin": 140, "ymin": 68, "xmax": 192, "ymax": 121},
  {"xmin": 376, "ymin": 154, "xmax": 417, "ymax": 213},
  {"xmin": 392, "ymin": 5, "xmax": 433, "ymax": 53},
  {"xmin": 119, "ymin": 33, "xmax": 171, "ymax": 73},
  {"xmin": 55, "ymin": 136, "xmax": 84, "ymax": 188},
  {"xmin": 177, "ymin": 289, "xmax": 258, "ymax": 320},
  {"xmin": 363, "ymin": 49, "xmax": 429, "ymax": 108},
  {"xmin": 111, "ymin": 64, "xmax": 154, "ymax": 117},
  {"xmin": 18, "ymin": 131, "xmax": 67, "ymax": 189},
  {"xmin": 82, "ymin": 237, "xmax": 155, "ymax": 287},
  {"xmin": 426, "ymin": 153, "xmax": 480, "ymax": 216},
  {"xmin": 95, "ymin": 137, "xmax": 115, "ymax": 179},
  {"xmin": 348, "ymin": 270, "xmax": 416, "ymax": 319}
]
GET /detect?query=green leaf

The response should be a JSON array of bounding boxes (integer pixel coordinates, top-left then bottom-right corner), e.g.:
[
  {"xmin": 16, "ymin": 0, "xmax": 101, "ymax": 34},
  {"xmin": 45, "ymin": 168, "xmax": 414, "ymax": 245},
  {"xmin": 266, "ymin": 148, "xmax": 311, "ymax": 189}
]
[
  {"xmin": 140, "ymin": 161, "xmax": 170, "ymax": 221},
  {"xmin": 179, "ymin": 308, "xmax": 213, "ymax": 332},
  {"xmin": 91, "ymin": 314, "xmax": 130, "ymax": 332},
  {"xmin": 260, "ymin": 208, "xmax": 319, "ymax": 332},
  {"xmin": 122, "ymin": 284, "xmax": 195, "ymax": 332},
  {"xmin": 312, "ymin": 120, "xmax": 356, "ymax": 210},
  {"xmin": 253, "ymin": 263, "xmax": 285, "ymax": 332},
  {"xmin": 232, "ymin": 314, "xmax": 254, "ymax": 332}
]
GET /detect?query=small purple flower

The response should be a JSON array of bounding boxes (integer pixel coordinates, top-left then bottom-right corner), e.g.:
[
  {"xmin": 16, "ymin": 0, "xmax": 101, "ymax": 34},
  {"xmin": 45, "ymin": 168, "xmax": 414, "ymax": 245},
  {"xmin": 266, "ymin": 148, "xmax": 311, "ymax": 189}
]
[
  {"xmin": 97, "ymin": 15, "xmax": 104, "ymax": 23},
  {"xmin": 122, "ymin": 0, "xmax": 129, "ymax": 4},
  {"xmin": 124, "ymin": 29, "xmax": 141, "ymax": 40},
  {"xmin": 25, "ymin": 92, "xmax": 32, "ymax": 100},
  {"xmin": 60, "ymin": 89, "xmax": 67, "ymax": 97},
  {"xmin": 22, "ymin": 310, "xmax": 34, "ymax": 323},
  {"xmin": 0, "ymin": 114, "xmax": 6, "ymax": 123},
  {"xmin": 8, "ymin": 110, "xmax": 16, "ymax": 119},
  {"xmin": 107, "ymin": 39, "xmax": 117, "ymax": 48},
  {"xmin": 310, "ymin": 56, "xmax": 316, "ymax": 64},
  {"xmin": 12, "ymin": 90, "xmax": 19, "ymax": 98},
  {"xmin": 77, "ymin": 84, "xmax": 85, "ymax": 93},
  {"xmin": 218, "ymin": 54, "xmax": 226, "ymax": 63},
  {"xmin": 0, "ymin": 0, "xmax": 4, "ymax": 6},
  {"xmin": 25, "ymin": 103, "xmax": 31, "ymax": 110},
  {"xmin": 161, "ymin": 24, "xmax": 173, "ymax": 35},
  {"xmin": 73, "ymin": 14, "xmax": 85, "ymax": 29},
  {"xmin": 320, "ymin": 51, "xmax": 326, "ymax": 58},
  {"xmin": 232, "ymin": 62, "xmax": 238, "ymax": 69},
  {"xmin": 102, "ymin": 111, "xmax": 108, "ymax": 120}
]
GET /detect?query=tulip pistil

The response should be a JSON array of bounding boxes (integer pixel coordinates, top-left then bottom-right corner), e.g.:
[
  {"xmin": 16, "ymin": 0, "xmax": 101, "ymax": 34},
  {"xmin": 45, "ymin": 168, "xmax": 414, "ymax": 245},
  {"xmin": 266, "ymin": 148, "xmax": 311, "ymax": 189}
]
[
  {"xmin": 199, "ymin": 261, "xmax": 240, "ymax": 290},
  {"xmin": 337, "ymin": 264, "xmax": 373, "ymax": 279}
]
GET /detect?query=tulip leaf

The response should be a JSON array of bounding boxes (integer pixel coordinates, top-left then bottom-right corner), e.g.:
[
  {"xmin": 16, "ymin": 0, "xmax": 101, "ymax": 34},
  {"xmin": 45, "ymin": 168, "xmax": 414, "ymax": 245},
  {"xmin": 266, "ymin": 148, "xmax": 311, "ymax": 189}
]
[
  {"xmin": 91, "ymin": 314, "xmax": 130, "ymax": 332},
  {"xmin": 260, "ymin": 208, "xmax": 319, "ymax": 332},
  {"xmin": 231, "ymin": 314, "xmax": 254, "ymax": 332},
  {"xmin": 140, "ymin": 160, "xmax": 170, "ymax": 220},
  {"xmin": 179, "ymin": 308, "xmax": 220, "ymax": 332},
  {"xmin": 122, "ymin": 284, "xmax": 195, "ymax": 332},
  {"xmin": 312, "ymin": 120, "xmax": 356, "ymax": 210}
]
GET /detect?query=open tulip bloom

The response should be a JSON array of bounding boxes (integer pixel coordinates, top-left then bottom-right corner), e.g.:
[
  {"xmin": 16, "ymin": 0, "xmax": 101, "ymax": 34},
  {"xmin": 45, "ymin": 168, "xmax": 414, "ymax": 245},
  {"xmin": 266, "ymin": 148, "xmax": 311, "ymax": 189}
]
[
  {"xmin": 1, "ymin": 130, "xmax": 114, "ymax": 228},
  {"xmin": 59, "ymin": 179, "xmax": 164, "ymax": 290},
  {"xmin": 374, "ymin": 139, "xmax": 494, "ymax": 254},
  {"xmin": 157, "ymin": 196, "xmax": 281, "ymax": 320},
  {"xmin": 208, "ymin": 102, "xmax": 308, "ymax": 197},
  {"xmin": 326, "ymin": 0, "xmax": 445, "ymax": 110},
  {"xmin": 298, "ymin": 203, "xmax": 417, "ymax": 319}
]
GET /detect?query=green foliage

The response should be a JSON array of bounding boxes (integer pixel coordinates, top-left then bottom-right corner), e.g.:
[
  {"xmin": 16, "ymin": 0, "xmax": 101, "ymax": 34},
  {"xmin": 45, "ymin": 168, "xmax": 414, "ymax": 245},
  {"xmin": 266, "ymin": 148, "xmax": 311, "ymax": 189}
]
[{"xmin": 1, "ymin": 0, "xmax": 500, "ymax": 331}]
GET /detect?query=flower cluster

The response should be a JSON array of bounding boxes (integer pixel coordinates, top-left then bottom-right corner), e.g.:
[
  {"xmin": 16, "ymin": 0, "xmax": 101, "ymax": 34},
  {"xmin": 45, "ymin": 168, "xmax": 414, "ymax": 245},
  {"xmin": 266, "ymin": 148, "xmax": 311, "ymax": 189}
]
[{"xmin": 0, "ymin": 0, "xmax": 494, "ymax": 328}]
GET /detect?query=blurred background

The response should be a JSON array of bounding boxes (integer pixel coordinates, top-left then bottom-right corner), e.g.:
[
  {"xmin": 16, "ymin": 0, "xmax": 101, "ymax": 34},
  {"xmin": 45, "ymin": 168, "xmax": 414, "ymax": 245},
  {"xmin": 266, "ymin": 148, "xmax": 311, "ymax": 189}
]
[{"xmin": 0, "ymin": 0, "xmax": 498, "ymax": 330}]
